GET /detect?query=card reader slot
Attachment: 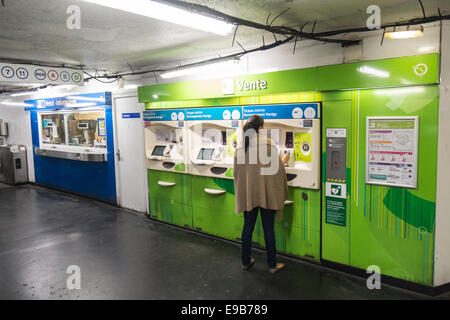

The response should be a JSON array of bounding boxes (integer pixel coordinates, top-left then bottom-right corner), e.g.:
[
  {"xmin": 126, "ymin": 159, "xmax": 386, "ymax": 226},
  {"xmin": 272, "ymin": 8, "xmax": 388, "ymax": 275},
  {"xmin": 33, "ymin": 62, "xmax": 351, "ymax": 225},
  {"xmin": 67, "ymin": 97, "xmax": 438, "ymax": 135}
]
[
  {"xmin": 210, "ymin": 167, "xmax": 228, "ymax": 175},
  {"xmin": 162, "ymin": 162, "xmax": 176, "ymax": 169},
  {"xmin": 286, "ymin": 174, "xmax": 297, "ymax": 182}
]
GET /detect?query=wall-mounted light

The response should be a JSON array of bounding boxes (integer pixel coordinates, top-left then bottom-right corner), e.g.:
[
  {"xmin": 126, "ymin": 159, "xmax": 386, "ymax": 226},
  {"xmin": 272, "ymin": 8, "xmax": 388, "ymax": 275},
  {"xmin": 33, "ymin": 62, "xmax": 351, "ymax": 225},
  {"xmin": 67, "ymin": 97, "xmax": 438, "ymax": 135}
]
[
  {"xmin": 384, "ymin": 25, "xmax": 424, "ymax": 40},
  {"xmin": 161, "ymin": 59, "xmax": 241, "ymax": 79},
  {"xmin": 83, "ymin": 0, "xmax": 235, "ymax": 36}
]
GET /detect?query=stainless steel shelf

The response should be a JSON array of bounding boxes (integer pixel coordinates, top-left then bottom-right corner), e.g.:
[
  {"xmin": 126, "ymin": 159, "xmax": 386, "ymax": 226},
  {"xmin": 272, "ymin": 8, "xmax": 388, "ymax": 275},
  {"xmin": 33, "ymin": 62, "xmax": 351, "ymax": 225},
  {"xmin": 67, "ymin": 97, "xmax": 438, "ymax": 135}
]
[{"xmin": 35, "ymin": 148, "xmax": 107, "ymax": 162}]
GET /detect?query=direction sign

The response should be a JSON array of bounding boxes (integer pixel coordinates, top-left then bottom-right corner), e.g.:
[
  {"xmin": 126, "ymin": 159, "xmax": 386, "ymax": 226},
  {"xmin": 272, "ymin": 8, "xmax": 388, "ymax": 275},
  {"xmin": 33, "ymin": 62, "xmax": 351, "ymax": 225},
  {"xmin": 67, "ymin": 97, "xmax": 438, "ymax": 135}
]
[{"xmin": 0, "ymin": 62, "xmax": 84, "ymax": 86}]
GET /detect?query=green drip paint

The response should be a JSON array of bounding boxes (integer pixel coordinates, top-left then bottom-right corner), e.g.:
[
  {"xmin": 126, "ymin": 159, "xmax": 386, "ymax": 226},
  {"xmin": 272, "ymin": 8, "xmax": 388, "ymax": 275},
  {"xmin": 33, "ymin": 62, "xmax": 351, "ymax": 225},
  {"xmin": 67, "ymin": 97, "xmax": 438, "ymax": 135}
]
[
  {"xmin": 383, "ymin": 188, "xmax": 435, "ymax": 233},
  {"xmin": 212, "ymin": 178, "xmax": 235, "ymax": 195}
]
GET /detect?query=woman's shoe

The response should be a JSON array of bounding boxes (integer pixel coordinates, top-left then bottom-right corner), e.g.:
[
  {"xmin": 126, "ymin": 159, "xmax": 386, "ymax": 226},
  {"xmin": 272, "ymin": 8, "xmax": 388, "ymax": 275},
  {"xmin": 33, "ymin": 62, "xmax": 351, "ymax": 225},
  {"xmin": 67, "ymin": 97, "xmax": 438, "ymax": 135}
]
[
  {"xmin": 269, "ymin": 263, "xmax": 285, "ymax": 274},
  {"xmin": 242, "ymin": 258, "xmax": 255, "ymax": 271}
]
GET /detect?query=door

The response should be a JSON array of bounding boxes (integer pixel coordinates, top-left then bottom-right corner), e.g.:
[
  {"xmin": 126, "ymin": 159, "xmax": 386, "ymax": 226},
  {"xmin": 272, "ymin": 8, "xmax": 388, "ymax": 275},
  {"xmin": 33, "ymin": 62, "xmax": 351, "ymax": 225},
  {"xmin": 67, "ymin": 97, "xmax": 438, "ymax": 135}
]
[
  {"xmin": 321, "ymin": 97, "xmax": 352, "ymax": 265},
  {"xmin": 114, "ymin": 96, "xmax": 147, "ymax": 213}
]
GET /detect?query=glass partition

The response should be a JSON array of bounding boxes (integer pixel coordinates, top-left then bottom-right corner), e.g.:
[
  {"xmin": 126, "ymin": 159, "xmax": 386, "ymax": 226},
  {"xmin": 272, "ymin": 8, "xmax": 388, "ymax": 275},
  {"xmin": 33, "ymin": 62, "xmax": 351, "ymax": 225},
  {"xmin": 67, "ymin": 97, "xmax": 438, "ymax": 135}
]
[
  {"xmin": 41, "ymin": 114, "xmax": 65, "ymax": 145},
  {"xmin": 67, "ymin": 111, "xmax": 107, "ymax": 148},
  {"xmin": 39, "ymin": 110, "xmax": 107, "ymax": 150}
]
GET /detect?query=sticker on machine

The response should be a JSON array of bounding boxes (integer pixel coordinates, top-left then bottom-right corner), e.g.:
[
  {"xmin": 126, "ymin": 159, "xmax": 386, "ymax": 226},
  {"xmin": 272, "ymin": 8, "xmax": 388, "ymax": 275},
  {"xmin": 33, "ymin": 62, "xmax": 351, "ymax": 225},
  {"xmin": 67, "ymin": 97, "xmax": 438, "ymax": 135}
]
[
  {"xmin": 326, "ymin": 128, "xmax": 346, "ymax": 138},
  {"xmin": 325, "ymin": 182, "xmax": 346, "ymax": 199}
]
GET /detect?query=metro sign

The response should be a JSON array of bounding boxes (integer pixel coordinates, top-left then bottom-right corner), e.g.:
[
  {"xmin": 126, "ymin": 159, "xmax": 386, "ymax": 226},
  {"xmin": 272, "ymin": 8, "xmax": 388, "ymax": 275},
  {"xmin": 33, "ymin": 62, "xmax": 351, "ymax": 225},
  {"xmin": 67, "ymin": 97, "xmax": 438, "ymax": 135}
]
[
  {"xmin": 0, "ymin": 62, "xmax": 83, "ymax": 86},
  {"xmin": 48, "ymin": 70, "xmax": 59, "ymax": 81}
]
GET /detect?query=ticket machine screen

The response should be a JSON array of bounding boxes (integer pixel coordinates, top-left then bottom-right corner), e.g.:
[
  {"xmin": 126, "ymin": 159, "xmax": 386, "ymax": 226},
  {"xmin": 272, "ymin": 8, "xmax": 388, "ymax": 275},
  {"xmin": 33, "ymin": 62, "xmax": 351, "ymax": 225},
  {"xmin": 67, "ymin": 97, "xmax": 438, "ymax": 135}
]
[
  {"xmin": 151, "ymin": 145, "xmax": 166, "ymax": 156},
  {"xmin": 197, "ymin": 148, "xmax": 215, "ymax": 161},
  {"xmin": 285, "ymin": 132, "xmax": 294, "ymax": 148}
]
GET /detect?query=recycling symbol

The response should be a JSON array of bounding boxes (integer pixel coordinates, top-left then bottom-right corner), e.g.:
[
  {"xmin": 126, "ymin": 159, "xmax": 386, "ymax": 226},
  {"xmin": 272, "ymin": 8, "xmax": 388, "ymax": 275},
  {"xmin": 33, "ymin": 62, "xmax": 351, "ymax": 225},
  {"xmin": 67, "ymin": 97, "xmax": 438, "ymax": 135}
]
[{"xmin": 413, "ymin": 63, "xmax": 428, "ymax": 78}]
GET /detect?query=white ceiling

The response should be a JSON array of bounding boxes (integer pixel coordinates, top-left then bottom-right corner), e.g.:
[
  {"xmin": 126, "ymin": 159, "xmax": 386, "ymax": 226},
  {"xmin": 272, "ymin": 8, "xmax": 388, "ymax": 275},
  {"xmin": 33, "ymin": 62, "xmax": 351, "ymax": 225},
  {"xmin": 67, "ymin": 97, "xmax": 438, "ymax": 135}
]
[{"xmin": 0, "ymin": 0, "xmax": 449, "ymax": 74}]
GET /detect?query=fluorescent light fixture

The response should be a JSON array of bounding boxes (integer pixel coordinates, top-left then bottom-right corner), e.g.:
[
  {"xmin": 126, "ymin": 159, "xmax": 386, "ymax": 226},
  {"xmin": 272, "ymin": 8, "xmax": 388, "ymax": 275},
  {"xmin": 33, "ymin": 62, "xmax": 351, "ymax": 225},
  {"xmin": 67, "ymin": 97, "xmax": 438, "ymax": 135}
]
[
  {"xmin": 67, "ymin": 96, "xmax": 106, "ymax": 102},
  {"xmin": 0, "ymin": 101, "xmax": 34, "ymax": 107},
  {"xmin": 38, "ymin": 85, "xmax": 76, "ymax": 93},
  {"xmin": 161, "ymin": 60, "xmax": 240, "ymax": 79},
  {"xmin": 10, "ymin": 91, "xmax": 37, "ymax": 97},
  {"xmin": 357, "ymin": 66, "xmax": 390, "ymax": 78},
  {"xmin": 83, "ymin": 0, "xmax": 235, "ymax": 36},
  {"xmin": 65, "ymin": 102, "xmax": 98, "ymax": 108},
  {"xmin": 384, "ymin": 26, "xmax": 424, "ymax": 39},
  {"xmin": 152, "ymin": 94, "xmax": 159, "ymax": 99}
]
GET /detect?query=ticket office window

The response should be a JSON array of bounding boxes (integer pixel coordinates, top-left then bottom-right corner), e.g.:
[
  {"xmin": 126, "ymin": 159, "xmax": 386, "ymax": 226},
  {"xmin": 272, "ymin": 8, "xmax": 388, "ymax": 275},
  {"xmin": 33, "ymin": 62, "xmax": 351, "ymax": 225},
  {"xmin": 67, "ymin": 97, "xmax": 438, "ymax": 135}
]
[
  {"xmin": 41, "ymin": 114, "xmax": 66, "ymax": 145},
  {"xmin": 67, "ymin": 112, "xmax": 107, "ymax": 148},
  {"xmin": 39, "ymin": 110, "xmax": 107, "ymax": 150}
]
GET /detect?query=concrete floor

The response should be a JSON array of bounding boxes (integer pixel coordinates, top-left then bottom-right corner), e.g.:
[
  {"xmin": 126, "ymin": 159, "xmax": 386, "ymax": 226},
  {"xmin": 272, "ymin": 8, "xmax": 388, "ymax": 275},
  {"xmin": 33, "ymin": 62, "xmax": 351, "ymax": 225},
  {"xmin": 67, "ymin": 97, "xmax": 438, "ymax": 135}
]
[{"xmin": 0, "ymin": 183, "xmax": 447, "ymax": 300}]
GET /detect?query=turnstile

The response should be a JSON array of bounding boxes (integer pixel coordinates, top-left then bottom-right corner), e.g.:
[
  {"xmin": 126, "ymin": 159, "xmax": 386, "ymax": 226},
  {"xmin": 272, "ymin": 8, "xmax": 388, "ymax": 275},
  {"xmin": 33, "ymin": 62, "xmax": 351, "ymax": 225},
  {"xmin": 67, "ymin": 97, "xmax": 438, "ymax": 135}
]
[{"xmin": 0, "ymin": 145, "xmax": 28, "ymax": 185}]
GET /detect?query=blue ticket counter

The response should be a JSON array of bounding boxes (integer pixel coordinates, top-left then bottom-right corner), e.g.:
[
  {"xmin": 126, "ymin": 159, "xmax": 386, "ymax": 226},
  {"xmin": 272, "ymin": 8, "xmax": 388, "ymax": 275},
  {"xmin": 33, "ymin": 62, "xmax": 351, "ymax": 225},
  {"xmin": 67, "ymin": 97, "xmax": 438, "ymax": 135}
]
[{"xmin": 25, "ymin": 92, "xmax": 117, "ymax": 204}]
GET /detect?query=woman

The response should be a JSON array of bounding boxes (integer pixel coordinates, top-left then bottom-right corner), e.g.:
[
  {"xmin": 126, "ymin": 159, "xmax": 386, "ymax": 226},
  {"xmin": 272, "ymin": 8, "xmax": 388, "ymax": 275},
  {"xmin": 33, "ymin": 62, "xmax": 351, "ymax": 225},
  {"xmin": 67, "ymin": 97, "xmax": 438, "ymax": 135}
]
[{"xmin": 234, "ymin": 114, "xmax": 289, "ymax": 274}]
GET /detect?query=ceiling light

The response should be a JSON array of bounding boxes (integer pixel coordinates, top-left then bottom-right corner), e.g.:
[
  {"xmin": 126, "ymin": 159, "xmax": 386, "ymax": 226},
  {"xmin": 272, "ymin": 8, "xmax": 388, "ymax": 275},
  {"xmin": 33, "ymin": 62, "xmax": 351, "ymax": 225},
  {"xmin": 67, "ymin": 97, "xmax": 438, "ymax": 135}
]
[
  {"xmin": 10, "ymin": 91, "xmax": 37, "ymax": 97},
  {"xmin": 65, "ymin": 102, "xmax": 98, "ymax": 108},
  {"xmin": 83, "ymin": 0, "xmax": 235, "ymax": 36},
  {"xmin": 357, "ymin": 66, "xmax": 390, "ymax": 78},
  {"xmin": 0, "ymin": 101, "xmax": 34, "ymax": 107},
  {"xmin": 384, "ymin": 26, "xmax": 424, "ymax": 40},
  {"xmin": 37, "ymin": 85, "xmax": 76, "ymax": 95},
  {"xmin": 67, "ymin": 96, "xmax": 106, "ymax": 102},
  {"xmin": 161, "ymin": 60, "xmax": 241, "ymax": 79}
]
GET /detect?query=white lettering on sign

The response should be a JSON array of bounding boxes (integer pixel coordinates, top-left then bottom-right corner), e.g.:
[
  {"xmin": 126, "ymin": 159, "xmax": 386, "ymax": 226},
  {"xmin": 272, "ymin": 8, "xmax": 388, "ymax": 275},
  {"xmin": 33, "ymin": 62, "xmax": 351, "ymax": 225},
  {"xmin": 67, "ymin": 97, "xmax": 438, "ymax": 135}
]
[{"xmin": 237, "ymin": 80, "xmax": 268, "ymax": 92}]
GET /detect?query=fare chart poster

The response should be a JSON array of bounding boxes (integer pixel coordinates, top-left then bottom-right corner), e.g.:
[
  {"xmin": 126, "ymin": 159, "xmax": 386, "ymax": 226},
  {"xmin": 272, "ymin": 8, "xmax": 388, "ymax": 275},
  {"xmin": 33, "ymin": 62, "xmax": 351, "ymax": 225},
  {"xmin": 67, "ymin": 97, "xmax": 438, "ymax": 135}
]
[{"xmin": 366, "ymin": 117, "xmax": 419, "ymax": 189}]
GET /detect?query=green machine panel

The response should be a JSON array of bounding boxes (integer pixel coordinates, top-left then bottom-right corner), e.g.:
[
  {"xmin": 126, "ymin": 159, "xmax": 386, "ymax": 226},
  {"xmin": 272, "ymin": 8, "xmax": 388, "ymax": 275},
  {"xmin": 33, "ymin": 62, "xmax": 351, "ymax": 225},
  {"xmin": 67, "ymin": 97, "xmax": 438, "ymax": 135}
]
[
  {"xmin": 190, "ymin": 175, "xmax": 250, "ymax": 242},
  {"xmin": 258, "ymin": 187, "xmax": 321, "ymax": 261},
  {"xmin": 148, "ymin": 169, "xmax": 193, "ymax": 228},
  {"xmin": 322, "ymin": 95, "xmax": 352, "ymax": 265},
  {"xmin": 349, "ymin": 87, "xmax": 438, "ymax": 286},
  {"xmin": 141, "ymin": 54, "xmax": 440, "ymax": 286},
  {"xmin": 321, "ymin": 86, "xmax": 438, "ymax": 286}
]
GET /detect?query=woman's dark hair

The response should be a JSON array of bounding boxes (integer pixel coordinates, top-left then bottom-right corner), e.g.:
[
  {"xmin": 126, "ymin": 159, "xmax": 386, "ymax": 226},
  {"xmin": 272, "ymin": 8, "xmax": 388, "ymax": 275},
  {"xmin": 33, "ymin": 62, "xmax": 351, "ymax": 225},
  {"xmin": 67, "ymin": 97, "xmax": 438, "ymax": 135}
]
[{"xmin": 243, "ymin": 115, "xmax": 264, "ymax": 152}]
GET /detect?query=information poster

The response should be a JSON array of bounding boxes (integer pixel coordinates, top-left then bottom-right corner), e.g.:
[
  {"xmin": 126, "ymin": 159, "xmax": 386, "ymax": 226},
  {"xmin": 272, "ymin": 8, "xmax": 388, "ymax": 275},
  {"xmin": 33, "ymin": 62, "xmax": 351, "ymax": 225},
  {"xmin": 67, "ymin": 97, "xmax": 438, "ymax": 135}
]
[
  {"xmin": 294, "ymin": 132, "xmax": 312, "ymax": 163},
  {"xmin": 325, "ymin": 182, "xmax": 347, "ymax": 227},
  {"xmin": 97, "ymin": 119, "xmax": 106, "ymax": 137},
  {"xmin": 366, "ymin": 117, "xmax": 419, "ymax": 188}
]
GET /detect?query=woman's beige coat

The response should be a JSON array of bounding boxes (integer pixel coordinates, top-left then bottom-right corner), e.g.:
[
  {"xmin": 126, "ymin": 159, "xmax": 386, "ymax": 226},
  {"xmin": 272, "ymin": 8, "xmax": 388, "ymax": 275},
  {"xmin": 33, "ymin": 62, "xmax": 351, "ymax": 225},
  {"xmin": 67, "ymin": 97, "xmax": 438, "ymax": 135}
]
[{"xmin": 234, "ymin": 135, "xmax": 289, "ymax": 213}]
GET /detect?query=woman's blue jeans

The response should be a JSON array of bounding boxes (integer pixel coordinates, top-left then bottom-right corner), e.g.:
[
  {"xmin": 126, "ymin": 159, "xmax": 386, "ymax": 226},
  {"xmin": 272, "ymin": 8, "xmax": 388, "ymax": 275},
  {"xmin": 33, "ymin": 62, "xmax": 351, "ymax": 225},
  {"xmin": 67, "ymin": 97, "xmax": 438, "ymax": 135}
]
[{"xmin": 241, "ymin": 207, "xmax": 277, "ymax": 268}]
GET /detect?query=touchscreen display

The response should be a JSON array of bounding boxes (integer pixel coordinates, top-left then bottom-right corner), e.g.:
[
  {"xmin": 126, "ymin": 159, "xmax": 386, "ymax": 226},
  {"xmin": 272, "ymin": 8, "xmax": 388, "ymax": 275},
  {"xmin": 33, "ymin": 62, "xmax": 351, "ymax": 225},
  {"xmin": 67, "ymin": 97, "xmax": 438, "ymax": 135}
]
[
  {"xmin": 197, "ymin": 148, "xmax": 215, "ymax": 160},
  {"xmin": 285, "ymin": 132, "xmax": 293, "ymax": 148},
  {"xmin": 151, "ymin": 145, "xmax": 166, "ymax": 156}
]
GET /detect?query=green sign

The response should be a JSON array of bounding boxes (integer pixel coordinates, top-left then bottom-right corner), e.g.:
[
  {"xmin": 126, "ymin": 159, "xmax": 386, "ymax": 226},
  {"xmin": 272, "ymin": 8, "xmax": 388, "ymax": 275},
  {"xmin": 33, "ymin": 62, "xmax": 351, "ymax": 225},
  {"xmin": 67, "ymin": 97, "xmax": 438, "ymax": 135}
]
[
  {"xmin": 138, "ymin": 54, "xmax": 439, "ymax": 104},
  {"xmin": 325, "ymin": 197, "xmax": 346, "ymax": 227},
  {"xmin": 294, "ymin": 132, "xmax": 312, "ymax": 163}
]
